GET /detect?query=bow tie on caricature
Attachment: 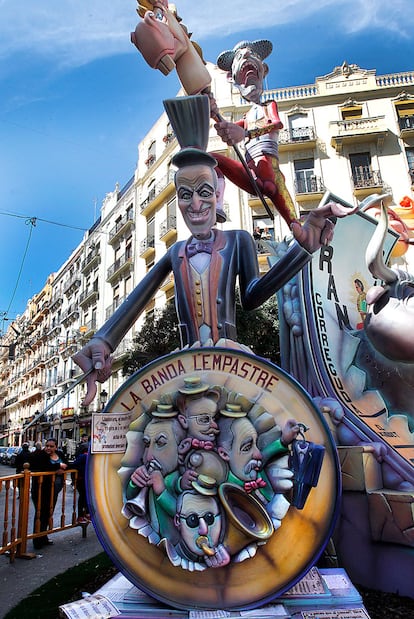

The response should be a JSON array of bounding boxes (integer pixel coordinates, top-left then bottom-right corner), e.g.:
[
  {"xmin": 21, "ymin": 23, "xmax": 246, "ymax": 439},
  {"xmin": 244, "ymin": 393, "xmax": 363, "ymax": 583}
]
[{"xmin": 186, "ymin": 240, "xmax": 214, "ymax": 258}]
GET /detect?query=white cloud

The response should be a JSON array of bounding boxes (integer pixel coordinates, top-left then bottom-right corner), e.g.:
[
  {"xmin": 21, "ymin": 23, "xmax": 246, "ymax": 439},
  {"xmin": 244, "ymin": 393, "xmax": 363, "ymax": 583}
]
[{"xmin": 0, "ymin": 0, "xmax": 412, "ymax": 69}]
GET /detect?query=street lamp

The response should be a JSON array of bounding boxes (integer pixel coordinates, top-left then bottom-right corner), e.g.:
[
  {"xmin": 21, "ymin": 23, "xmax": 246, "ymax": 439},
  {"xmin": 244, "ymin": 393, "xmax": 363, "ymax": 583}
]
[{"xmin": 100, "ymin": 389, "xmax": 108, "ymax": 411}]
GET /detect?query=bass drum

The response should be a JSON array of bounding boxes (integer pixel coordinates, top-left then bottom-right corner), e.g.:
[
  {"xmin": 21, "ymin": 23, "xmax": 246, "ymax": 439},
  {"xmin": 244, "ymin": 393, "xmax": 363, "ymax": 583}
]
[{"xmin": 87, "ymin": 347, "xmax": 340, "ymax": 610}]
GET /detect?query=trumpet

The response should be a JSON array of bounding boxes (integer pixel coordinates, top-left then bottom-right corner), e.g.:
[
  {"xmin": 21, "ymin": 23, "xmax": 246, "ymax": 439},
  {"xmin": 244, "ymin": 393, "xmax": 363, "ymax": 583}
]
[{"xmin": 124, "ymin": 460, "xmax": 162, "ymax": 517}]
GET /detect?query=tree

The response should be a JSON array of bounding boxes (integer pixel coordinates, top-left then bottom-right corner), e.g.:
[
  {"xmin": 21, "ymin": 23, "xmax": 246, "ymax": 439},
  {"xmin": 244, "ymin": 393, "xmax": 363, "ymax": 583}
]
[
  {"xmin": 122, "ymin": 301, "xmax": 180, "ymax": 376},
  {"xmin": 122, "ymin": 292, "xmax": 280, "ymax": 376}
]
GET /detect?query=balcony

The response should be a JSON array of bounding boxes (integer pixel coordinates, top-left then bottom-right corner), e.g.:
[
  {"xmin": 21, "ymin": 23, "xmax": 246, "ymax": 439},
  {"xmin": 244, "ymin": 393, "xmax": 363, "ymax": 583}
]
[
  {"xmin": 29, "ymin": 327, "xmax": 48, "ymax": 346},
  {"xmin": 278, "ymin": 126, "xmax": 317, "ymax": 152},
  {"xmin": 45, "ymin": 347, "xmax": 60, "ymax": 369},
  {"xmin": 139, "ymin": 236, "xmax": 155, "ymax": 259},
  {"xmin": 294, "ymin": 175, "xmax": 326, "ymax": 203},
  {"xmin": 140, "ymin": 171, "xmax": 175, "ymax": 216},
  {"xmin": 159, "ymin": 215, "xmax": 177, "ymax": 242},
  {"xmin": 4, "ymin": 396, "xmax": 18, "ymax": 408},
  {"xmin": 81, "ymin": 246, "xmax": 101, "ymax": 273},
  {"xmin": 351, "ymin": 168, "xmax": 384, "ymax": 198},
  {"xmin": 48, "ymin": 323, "xmax": 61, "ymax": 337},
  {"xmin": 108, "ymin": 211, "xmax": 135, "ymax": 246},
  {"xmin": 63, "ymin": 274, "xmax": 81, "ymax": 297},
  {"xmin": 399, "ymin": 115, "xmax": 414, "ymax": 139},
  {"xmin": 113, "ymin": 338, "xmax": 134, "ymax": 360},
  {"xmin": 79, "ymin": 283, "xmax": 99, "ymax": 308},
  {"xmin": 160, "ymin": 273, "xmax": 174, "ymax": 292},
  {"xmin": 79, "ymin": 318, "xmax": 97, "ymax": 339},
  {"xmin": 31, "ymin": 301, "xmax": 50, "ymax": 324},
  {"xmin": 60, "ymin": 340, "xmax": 78, "ymax": 360},
  {"xmin": 145, "ymin": 154, "xmax": 156, "ymax": 169},
  {"xmin": 107, "ymin": 253, "xmax": 133, "ymax": 284},
  {"xmin": 61, "ymin": 304, "xmax": 80, "ymax": 327},
  {"xmin": 330, "ymin": 116, "xmax": 388, "ymax": 154},
  {"xmin": 49, "ymin": 293, "xmax": 63, "ymax": 312}
]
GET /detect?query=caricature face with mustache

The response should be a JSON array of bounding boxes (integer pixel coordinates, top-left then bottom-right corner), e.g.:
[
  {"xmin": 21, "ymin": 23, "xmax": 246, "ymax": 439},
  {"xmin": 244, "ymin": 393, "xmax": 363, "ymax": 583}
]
[
  {"xmin": 221, "ymin": 417, "xmax": 263, "ymax": 481},
  {"xmin": 179, "ymin": 397, "xmax": 219, "ymax": 442}
]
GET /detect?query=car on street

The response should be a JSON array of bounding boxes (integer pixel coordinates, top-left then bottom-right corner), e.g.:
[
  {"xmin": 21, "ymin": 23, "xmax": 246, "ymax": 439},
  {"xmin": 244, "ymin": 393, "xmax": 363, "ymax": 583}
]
[{"xmin": 2, "ymin": 446, "xmax": 20, "ymax": 466}]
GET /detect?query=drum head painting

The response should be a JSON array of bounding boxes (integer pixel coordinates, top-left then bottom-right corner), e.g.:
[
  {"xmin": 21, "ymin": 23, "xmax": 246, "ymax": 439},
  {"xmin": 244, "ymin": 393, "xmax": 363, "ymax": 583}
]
[{"xmin": 87, "ymin": 347, "xmax": 340, "ymax": 610}]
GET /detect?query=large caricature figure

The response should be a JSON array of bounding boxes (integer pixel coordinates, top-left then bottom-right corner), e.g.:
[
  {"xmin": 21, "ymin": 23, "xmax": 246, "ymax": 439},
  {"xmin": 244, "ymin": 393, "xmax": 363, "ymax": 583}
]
[
  {"xmin": 210, "ymin": 39, "xmax": 297, "ymax": 227},
  {"xmin": 73, "ymin": 95, "xmax": 355, "ymax": 406}
]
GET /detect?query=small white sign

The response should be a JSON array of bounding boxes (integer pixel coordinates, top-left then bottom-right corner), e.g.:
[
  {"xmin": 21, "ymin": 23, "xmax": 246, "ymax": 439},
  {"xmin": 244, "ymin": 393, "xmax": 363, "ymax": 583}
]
[{"xmin": 91, "ymin": 412, "xmax": 133, "ymax": 453}]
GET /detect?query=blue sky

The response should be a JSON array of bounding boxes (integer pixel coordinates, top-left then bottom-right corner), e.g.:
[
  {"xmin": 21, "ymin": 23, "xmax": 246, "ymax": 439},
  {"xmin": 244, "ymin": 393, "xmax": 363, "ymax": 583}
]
[{"xmin": 1, "ymin": 0, "xmax": 413, "ymax": 324}]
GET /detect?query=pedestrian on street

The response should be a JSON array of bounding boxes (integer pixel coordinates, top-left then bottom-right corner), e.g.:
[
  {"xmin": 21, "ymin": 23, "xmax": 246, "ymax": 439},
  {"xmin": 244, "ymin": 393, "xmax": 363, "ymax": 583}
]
[
  {"xmin": 72, "ymin": 442, "xmax": 90, "ymax": 523},
  {"xmin": 15, "ymin": 442, "xmax": 31, "ymax": 495},
  {"xmin": 15, "ymin": 442, "xmax": 31, "ymax": 474},
  {"xmin": 29, "ymin": 437, "xmax": 68, "ymax": 549},
  {"xmin": 74, "ymin": 434, "xmax": 89, "ymax": 458}
]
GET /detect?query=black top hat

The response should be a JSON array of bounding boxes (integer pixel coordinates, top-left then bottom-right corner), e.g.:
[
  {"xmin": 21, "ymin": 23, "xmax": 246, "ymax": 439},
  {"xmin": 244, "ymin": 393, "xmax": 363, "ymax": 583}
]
[
  {"xmin": 217, "ymin": 39, "xmax": 273, "ymax": 73},
  {"xmin": 163, "ymin": 96, "xmax": 217, "ymax": 169}
]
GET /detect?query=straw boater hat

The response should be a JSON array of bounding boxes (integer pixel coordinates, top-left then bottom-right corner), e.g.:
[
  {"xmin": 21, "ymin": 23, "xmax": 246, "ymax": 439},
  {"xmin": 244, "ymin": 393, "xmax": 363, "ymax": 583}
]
[
  {"xmin": 192, "ymin": 474, "xmax": 218, "ymax": 496},
  {"xmin": 220, "ymin": 403, "xmax": 246, "ymax": 418},
  {"xmin": 217, "ymin": 39, "xmax": 273, "ymax": 73},
  {"xmin": 178, "ymin": 375, "xmax": 210, "ymax": 397},
  {"xmin": 152, "ymin": 403, "xmax": 178, "ymax": 418}
]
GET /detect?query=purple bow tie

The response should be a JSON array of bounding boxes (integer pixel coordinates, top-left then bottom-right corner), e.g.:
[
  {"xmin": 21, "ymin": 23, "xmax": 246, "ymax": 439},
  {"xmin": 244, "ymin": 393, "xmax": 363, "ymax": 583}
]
[{"xmin": 186, "ymin": 241, "xmax": 214, "ymax": 258}]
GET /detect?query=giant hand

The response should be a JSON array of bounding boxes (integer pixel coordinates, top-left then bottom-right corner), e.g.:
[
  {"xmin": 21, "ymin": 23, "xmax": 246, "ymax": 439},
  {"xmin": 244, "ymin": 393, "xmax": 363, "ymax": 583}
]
[
  {"xmin": 72, "ymin": 337, "xmax": 113, "ymax": 406},
  {"xmin": 291, "ymin": 201, "xmax": 357, "ymax": 254},
  {"xmin": 213, "ymin": 118, "xmax": 245, "ymax": 146}
]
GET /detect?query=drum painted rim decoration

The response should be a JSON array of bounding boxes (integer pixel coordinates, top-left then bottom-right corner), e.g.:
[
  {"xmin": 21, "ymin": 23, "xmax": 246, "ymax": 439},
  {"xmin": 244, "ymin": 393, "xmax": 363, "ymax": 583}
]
[{"xmin": 87, "ymin": 347, "xmax": 341, "ymax": 610}]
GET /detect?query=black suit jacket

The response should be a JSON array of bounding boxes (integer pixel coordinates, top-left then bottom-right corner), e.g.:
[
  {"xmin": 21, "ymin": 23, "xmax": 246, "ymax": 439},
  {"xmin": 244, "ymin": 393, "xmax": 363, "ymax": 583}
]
[{"xmin": 95, "ymin": 228, "xmax": 310, "ymax": 350}]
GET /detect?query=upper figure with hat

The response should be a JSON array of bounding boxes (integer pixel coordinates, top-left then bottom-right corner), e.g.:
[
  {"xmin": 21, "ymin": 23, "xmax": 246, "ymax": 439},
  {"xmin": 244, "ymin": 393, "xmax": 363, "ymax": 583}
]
[
  {"xmin": 73, "ymin": 95, "xmax": 355, "ymax": 405},
  {"xmin": 209, "ymin": 39, "xmax": 297, "ymax": 227}
]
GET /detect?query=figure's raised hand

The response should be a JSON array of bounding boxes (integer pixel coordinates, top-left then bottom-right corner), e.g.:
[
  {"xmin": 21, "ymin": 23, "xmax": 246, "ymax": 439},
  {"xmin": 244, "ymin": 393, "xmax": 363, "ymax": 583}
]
[
  {"xmin": 281, "ymin": 418, "xmax": 301, "ymax": 446},
  {"xmin": 130, "ymin": 464, "xmax": 151, "ymax": 489},
  {"xmin": 213, "ymin": 119, "xmax": 245, "ymax": 146},
  {"xmin": 72, "ymin": 337, "xmax": 113, "ymax": 406},
  {"xmin": 291, "ymin": 201, "xmax": 357, "ymax": 254}
]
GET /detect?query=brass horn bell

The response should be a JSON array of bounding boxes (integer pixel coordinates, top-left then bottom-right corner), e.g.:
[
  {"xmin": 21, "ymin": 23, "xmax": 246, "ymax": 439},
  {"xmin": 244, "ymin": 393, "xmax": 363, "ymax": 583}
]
[{"xmin": 219, "ymin": 483, "xmax": 274, "ymax": 555}]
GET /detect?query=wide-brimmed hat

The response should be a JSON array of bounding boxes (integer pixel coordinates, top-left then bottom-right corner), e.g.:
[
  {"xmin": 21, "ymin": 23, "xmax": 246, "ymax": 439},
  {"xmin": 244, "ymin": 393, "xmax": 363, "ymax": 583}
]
[
  {"xmin": 359, "ymin": 192, "xmax": 392, "ymax": 212},
  {"xmin": 217, "ymin": 39, "xmax": 273, "ymax": 73}
]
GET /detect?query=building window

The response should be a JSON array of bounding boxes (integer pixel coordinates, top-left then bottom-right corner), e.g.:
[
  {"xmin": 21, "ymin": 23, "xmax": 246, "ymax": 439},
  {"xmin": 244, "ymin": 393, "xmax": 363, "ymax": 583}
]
[
  {"xmin": 350, "ymin": 152, "xmax": 372, "ymax": 187},
  {"xmin": 395, "ymin": 100, "xmax": 414, "ymax": 131},
  {"xmin": 288, "ymin": 113, "xmax": 312, "ymax": 141},
  {"xmin": 145, "ymin": 141, "xmax": 156, "ymax": 167},
  {"xmin": 294, "ymin": 158, "xmax": 315, "ymax": 193},
  {"xmin": 341, "ymin": 105, "xmax": 362, "ymax": 120}
]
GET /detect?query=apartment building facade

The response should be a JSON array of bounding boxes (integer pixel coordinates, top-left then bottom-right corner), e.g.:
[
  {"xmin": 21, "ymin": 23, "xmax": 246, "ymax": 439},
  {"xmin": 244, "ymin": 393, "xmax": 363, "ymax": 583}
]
[{"xmin": 1, "ymin": 61, "xmax": 413, "ymax": 449}]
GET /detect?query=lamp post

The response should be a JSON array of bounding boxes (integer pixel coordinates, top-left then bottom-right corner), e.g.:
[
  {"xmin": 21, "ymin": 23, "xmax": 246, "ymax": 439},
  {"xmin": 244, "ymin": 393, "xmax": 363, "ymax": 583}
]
[{"xmin": 100, "ymin": 389, "xmax": 108, "ymax": 412}]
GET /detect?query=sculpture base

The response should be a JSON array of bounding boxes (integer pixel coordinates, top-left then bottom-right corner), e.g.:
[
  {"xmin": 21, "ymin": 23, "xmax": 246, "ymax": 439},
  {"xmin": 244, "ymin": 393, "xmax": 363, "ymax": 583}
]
[{"xmin": 59, "ymin": 567, "xmax": 371, "ymax": 618}]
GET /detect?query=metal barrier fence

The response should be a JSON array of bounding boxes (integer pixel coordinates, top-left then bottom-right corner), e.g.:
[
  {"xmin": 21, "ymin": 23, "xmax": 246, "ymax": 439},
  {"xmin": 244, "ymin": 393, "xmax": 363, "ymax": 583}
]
[{"xmin": 0, "ymin": 465, "xmax": 87, "ymax": 562}]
